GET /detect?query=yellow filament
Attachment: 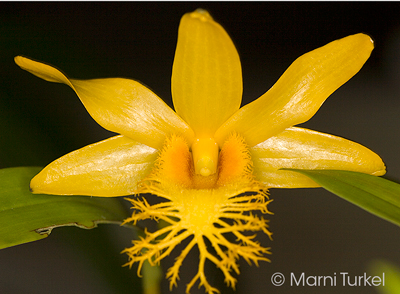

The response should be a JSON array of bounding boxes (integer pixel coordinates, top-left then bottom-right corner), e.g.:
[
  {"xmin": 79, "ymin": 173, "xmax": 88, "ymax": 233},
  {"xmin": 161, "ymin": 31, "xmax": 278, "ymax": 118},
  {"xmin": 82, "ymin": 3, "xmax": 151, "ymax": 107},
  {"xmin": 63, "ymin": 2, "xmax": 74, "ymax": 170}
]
[{"xmin": 191, "ymin": 138, "xmax": 219, "ymax": 176}]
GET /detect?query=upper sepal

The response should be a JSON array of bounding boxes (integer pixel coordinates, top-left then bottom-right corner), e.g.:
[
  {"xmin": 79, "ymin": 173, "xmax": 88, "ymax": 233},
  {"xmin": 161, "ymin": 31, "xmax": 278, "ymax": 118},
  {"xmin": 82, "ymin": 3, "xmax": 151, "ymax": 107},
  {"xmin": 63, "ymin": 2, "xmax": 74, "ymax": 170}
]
[{"xmin": 171, "ymin": 9, "xmax": 242, "ymax": 138}]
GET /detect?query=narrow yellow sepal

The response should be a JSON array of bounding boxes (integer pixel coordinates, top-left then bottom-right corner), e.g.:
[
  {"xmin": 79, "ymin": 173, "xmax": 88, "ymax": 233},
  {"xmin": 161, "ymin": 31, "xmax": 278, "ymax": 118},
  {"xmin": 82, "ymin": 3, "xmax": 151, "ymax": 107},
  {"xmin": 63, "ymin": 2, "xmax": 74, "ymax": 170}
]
[
  {"xmin": 215, "ymin": 33, "xmax": 374, "ymax": 147},
  {"xmin": 30, "ymin": 135, "xmax": 158, "ymax": 196},
  {"xmin": 171, "ymin": 9, "xmax": 242, "ymax": 138},
  {"xmin": 15, "ymin": 56, "xmax": 194, "ymax": 150},
  {"xmin": 250, "ymin": 127, "xmax": 386, "ymax": 188}
]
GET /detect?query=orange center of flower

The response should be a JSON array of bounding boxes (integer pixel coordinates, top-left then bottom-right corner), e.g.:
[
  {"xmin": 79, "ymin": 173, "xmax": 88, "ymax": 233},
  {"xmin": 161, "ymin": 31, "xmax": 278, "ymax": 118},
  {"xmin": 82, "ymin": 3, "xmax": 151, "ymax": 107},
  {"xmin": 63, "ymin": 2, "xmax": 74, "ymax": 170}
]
[{"xmin": 142, "ymin": 133, "xmax": 253, "ymax": 191}]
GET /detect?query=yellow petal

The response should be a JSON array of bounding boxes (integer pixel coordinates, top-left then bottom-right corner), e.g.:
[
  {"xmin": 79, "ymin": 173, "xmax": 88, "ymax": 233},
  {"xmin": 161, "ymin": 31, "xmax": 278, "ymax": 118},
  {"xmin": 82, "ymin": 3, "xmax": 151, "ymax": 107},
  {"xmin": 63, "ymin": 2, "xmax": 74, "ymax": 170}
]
[
  {"xmin": 30, "ymin": 135, "xmax": 158, "ymax": 196},
  {"xmin": 15, "ymin": 56, "xmax": 194, "ymax": 149},
  {"xmin": 250, "ymin": 127, "xmax": 386, "ymax": 188},
  {"xmin": 215, "ymin": 33, "xmax": 374, "ymax": 147},
  {"xmin": 171, "ymin": 9, "xmax": 242, "ymax": 138}
]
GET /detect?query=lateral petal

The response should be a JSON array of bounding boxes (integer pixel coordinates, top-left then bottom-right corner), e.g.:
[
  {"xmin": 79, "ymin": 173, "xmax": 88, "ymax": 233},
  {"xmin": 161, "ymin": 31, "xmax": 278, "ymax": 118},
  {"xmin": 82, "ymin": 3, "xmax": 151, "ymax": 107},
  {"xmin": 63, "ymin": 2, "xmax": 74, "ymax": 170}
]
[
  {"xmin": 30, "ymin": 135, "xmax": 159, "ymax": 196},
  {"xmin": 15, "ymin": 56, "xmax": 194, "ymax": 149},
  {"xmin": 171, "ymin": 10, "xmax": 242, "ymax": 138},
  {"xmin": 250, "ymin": 127, "xmax": 386, "ymax": 188},
  {"xmin": 215, "ymin": 33, "xmax": 374, "ymax": 147}
]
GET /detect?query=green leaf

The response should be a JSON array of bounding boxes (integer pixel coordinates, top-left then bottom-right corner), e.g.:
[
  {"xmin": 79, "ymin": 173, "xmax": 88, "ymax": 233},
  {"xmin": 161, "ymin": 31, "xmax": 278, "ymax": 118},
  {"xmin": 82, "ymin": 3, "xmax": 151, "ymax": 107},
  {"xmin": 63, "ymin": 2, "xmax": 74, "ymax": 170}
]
[
  {"xmin": 285, "ymin": 169, "xmax": 400, "ymax": 227},
  {"xmin": 0, "ymin": 166, "xmax": 131, "ymax": 249},
  {"xmin": 369, "ymin": 260, "xmax": 400, "ymax": 294},
  {"xmin": 142, "ymin": 259, "xmax": 163, "ymax": 294}
]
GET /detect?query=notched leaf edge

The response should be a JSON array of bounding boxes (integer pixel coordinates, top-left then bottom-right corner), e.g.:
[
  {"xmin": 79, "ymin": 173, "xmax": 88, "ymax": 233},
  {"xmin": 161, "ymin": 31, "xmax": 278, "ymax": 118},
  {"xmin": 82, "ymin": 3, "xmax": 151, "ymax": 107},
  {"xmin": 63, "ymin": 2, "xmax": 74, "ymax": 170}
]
[{"xmin": 34, "ymin": 220, "xmax": 124, "ymax": 236}]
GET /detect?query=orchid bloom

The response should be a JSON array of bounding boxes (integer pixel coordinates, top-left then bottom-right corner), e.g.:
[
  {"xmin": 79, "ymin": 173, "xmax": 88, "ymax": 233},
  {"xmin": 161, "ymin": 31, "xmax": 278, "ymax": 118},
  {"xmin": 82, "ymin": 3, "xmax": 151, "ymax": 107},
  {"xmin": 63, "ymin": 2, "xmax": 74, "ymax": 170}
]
[{"xmin": 15, "ymin": 9, "xmax": 385, "ymax": 294}]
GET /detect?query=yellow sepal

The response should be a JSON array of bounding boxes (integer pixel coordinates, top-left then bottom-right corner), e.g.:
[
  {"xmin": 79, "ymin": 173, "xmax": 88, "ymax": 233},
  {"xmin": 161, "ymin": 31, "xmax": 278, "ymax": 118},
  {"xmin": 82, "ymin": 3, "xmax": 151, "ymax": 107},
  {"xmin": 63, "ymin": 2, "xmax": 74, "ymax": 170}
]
[
  {"xmin": 215, "ymin": 33, "xmax": 374, "ymax": 147},
  {"xmin": 171, "ymin": 9, "xmax": 242, "ymax": 138},
  {"xmin": 30, "ymin": 135, "xmax": 158, "ymax": 196},
  {"xmin": 250, "ymin": 127, "xmax": 386, "ymax": 188},
  {"xmin": 15, "ymin": 56, "xmax": 194, "ymax": 149}
]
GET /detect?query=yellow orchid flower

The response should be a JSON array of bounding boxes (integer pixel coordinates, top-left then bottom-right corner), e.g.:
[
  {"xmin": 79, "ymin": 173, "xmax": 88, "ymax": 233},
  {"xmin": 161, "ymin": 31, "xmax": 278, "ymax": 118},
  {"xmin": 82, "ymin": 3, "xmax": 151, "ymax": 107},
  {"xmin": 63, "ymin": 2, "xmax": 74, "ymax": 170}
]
[{"xmin": 15, "ymin": 9, "xmax": 385, "ymax": 294}]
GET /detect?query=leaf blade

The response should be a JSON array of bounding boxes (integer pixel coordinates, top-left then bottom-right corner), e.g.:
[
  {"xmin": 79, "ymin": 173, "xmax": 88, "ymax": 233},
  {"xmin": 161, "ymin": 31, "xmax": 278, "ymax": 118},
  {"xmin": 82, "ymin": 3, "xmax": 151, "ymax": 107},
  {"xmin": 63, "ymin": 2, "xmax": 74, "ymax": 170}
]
[
  {"xmin": 284, "ymin": 169, "xmax": 400, "ymax": 227},
  {"xmin": 0, "ymin": 167, "xmax": 131, "ymax": 249}
]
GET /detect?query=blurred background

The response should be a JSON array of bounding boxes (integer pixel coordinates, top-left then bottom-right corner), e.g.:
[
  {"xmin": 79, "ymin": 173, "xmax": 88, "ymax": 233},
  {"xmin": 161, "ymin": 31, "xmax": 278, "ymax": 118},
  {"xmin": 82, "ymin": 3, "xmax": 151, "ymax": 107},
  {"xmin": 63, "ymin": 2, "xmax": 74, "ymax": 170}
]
[{"xmin": 1, "ymin": 2, "xmax": 400, "ymax": 294}]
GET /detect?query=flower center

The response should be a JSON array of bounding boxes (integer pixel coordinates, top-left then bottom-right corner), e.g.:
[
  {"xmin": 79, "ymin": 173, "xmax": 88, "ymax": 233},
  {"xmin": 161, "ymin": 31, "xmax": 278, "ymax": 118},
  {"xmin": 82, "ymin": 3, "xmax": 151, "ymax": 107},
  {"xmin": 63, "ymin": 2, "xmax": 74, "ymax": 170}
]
[
  {"xmin": 139, "ymin": 133, "xmax": 254, "ymax": 192},
  {"xmin": 191, "ymin": 137, "xmax": 219, "ymax": 176}
]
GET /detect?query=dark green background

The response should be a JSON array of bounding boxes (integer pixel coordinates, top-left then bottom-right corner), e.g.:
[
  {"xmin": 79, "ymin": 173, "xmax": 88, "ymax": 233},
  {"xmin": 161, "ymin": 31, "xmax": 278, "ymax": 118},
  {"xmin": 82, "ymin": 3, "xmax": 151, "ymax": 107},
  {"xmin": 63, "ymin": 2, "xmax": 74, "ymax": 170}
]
[{"xmin": 1, "ymin": 2, "xmax": 400, "ymax": 294}]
